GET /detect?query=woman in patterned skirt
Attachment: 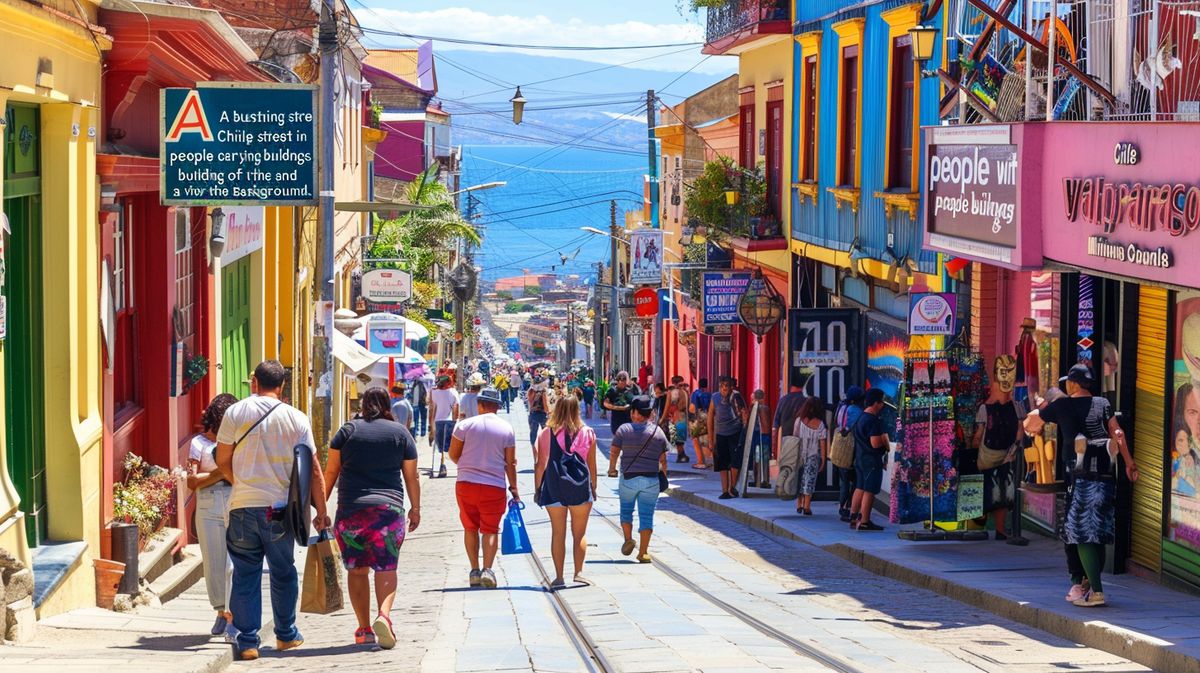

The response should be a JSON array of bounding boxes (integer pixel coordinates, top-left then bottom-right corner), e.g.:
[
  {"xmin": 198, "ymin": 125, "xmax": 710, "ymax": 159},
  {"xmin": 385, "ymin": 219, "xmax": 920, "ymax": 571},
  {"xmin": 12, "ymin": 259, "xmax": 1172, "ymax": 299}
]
[
  {"xmin": 792, "ymin": 397, "xmax": 828, "ymax": 516},
  {"xmin": 323, "ymin": 387, "xmax": 422, "ymax": 648},
  {"xmin": 1025, "ymin": 364, "xmax": 1138, "ymax": 608}
]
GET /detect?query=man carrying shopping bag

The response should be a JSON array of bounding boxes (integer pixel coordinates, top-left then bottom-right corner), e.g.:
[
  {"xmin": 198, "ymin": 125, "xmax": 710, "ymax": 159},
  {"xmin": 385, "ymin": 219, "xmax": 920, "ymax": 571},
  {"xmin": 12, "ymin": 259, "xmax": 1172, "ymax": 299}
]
[
  {"xmin": 449, "ymin": 387, "xmax": 519, "ymax": 589},
  {"xmin": 215, "ymin": 361, "xmax": 329, "ymax": 662}
]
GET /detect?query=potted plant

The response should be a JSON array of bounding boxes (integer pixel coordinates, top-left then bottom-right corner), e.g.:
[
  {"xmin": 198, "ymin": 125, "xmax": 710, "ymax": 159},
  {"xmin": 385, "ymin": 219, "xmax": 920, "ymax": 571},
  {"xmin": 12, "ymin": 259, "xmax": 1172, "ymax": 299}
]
[{"xmin": 112, "ymin": 453, "xmax": 182, "ymax": 550}]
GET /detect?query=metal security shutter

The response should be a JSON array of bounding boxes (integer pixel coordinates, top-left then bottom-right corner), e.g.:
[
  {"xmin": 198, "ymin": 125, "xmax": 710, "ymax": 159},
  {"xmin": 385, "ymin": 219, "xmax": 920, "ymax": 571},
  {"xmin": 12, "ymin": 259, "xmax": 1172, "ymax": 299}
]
[{"xmin": 1132, "ymin": 285, "xmax": 1168, "ymax": 573}]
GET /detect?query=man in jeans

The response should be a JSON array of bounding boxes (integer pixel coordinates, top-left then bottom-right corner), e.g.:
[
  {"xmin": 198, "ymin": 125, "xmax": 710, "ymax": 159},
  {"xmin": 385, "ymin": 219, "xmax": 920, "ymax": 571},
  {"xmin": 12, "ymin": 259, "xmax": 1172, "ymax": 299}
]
[
  {"xmin": 215, "ymin": 360, "xmax": 328, "ymax": 661},
  {"xmin": 708, "ymin": 377, "xmax": 748, "ymax": 499},
  {"xmin": 849, "ymin": 388, "xmax": 890, "ymax": 531}
]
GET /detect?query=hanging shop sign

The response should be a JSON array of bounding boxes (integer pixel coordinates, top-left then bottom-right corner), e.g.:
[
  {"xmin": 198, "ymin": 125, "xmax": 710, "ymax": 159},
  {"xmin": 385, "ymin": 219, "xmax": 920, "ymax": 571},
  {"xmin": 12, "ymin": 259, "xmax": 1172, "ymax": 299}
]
[
  {"xmin": 713, "ymin": 337, "xmax": 733, "ymax": 352},
  {"xmin": 701, "ymin": 271, "xmax": 752, "ymax": 327},
  {"xmin": 629, "ymin": 230, "xmax": 664, "ymax": 285},
  {"xmin": 362, "ymin": 268, "xmax": 413, "ymax": 303},
  {"xmin": 633, "ymin": 287, "xmax": 659, "ymax": 317},
  {"xmin": 218, "ymin": 206, "xmax": 265, "ymax": 266},
  {"xmin": 161, "ymin": 83, "xmax": 318, "ymax": 206},
  {"xmin": 922, "ymin": 125, "xmax": 1039, "ymax": 270},
  {"xmin": 366, "ymin": 320, "xmax": 407, "ymax": 356},
  {"xmin": 907, "ymin": 293, "xmax": 957, "ymax": 336}
]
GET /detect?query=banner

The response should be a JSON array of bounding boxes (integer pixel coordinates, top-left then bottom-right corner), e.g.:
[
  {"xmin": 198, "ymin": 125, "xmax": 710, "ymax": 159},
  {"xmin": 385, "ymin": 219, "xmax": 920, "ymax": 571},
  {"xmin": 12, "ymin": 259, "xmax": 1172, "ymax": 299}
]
[
  {"xmin": 366, "ymin": 320, "xmax": 406, "ymax": 356},
  {"xmin": 218, "ymin": 206, "xmax": 265, "ymax": 266},
  {"xmin": 908, "ymin": 293, "xmax": 957, "ymax": 336},
  {"xmin": 161, "ymin": 83, "xmax": 318, "ymax": 206},
  {"xmin": 701, "ymin": 271, "xmax": 752, "ymax": 327},
  {"xmin": 629, "ymin": 230, "xmax": 663, "ymax": 285}
]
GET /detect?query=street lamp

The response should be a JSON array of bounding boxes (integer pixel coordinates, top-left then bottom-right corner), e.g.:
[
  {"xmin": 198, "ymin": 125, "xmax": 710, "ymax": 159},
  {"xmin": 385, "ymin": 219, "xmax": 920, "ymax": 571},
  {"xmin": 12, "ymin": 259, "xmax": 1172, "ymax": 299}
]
[
  {"xmin": 510, "ymin": 87, "xmax": 527, "ymax": 125},
  {"xmin": 449, "ymin": 181, "xmax": 507, "ymax": 196},
  {"xmin": 908, "ymin": 24, "xmax": 939, "ymax": 77}
]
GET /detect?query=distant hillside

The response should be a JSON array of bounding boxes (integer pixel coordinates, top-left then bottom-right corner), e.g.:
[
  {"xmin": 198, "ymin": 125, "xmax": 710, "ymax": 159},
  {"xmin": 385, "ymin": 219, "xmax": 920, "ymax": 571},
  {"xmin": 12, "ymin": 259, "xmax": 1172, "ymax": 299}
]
[{"xmin": 434, "ymin": 49, "xmax": 734, "ymax": 147}]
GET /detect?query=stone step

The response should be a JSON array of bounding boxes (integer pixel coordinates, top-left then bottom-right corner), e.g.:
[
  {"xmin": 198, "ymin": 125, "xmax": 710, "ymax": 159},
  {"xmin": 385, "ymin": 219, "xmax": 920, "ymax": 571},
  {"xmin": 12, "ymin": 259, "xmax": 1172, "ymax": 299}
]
[
  {"xmin": 147, "ymin": 545, "xmax": 203, "ymax": 604},
  {"xmin": 138, "ymin": 527, "xmax": 182, "ymax": 585}
]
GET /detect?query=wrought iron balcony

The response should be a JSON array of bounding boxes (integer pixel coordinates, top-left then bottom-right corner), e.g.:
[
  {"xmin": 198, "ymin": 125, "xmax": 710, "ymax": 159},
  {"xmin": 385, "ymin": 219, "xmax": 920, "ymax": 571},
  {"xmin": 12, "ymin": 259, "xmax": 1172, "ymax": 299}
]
[{"xmin": 704, "ymin": 0, "xmax": 790, "ymax": 55}]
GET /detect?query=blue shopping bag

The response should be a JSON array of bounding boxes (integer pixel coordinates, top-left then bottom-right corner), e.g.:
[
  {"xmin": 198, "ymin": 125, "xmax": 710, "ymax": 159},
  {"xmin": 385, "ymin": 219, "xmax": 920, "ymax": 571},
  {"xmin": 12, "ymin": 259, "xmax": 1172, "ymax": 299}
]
[{"xmin": 500, "ymin": 500, "xmax": 532, "ymax": 555}]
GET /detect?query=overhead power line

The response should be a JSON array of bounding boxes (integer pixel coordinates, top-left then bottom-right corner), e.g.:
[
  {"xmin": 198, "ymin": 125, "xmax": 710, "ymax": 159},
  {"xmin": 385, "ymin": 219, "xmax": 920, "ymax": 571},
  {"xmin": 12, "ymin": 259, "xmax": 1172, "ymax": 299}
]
[{"xmin": 356, "ymin": 27, "xmax": 702, "ymax": 51}]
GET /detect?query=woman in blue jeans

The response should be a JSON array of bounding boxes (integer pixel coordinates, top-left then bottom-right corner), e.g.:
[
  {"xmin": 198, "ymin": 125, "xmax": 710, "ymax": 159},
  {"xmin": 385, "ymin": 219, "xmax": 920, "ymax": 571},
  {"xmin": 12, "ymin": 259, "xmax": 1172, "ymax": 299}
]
[{"xmin": 606, "ymin": 396, "xmax": 668, "ymax": 563}]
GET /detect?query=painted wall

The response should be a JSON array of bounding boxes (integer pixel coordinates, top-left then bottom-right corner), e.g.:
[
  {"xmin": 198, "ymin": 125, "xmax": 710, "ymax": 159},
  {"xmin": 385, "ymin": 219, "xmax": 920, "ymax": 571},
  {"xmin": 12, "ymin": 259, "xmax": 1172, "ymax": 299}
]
[{"xmin": 0, "ymin": 0, "xmax": 107, "ymax": 615}]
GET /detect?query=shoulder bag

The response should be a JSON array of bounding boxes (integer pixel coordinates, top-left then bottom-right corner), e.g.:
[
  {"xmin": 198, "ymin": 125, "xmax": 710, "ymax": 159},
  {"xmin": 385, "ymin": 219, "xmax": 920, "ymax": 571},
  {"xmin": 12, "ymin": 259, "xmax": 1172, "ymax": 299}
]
[
  {"xmin": 829, "ymin": 404, "xmax": 856, "ymax": 469},
  {"xmin": 624, "ymin": 425, "xmax": 671, "ymax": 493},
  {"xmin": 978, "ymin": 401, "xmax": 1021, "ymax": 471}
]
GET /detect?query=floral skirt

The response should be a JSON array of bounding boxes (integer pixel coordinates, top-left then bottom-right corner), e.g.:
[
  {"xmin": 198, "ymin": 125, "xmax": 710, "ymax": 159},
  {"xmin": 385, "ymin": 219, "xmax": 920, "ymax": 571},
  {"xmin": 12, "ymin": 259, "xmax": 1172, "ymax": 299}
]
[
  {"xmin": 334, "ymin": 504, "xmax": 406, "ymax": 571},
  {"xmin": 1064, "ymin": 478, "xmax": 1116, "ymax": 545}
]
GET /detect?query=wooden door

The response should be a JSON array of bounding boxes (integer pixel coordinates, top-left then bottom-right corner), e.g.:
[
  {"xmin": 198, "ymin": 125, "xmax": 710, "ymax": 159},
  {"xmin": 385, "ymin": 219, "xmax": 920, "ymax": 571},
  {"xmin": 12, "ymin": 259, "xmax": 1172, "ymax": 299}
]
[
  {"xmin": 766, "ymin": 100, "xmax": 783, "ymax": 221},
  {"xmin": 3, "ymin": 103, "xmax": 47, "ymax": 547},
  {"xmin": 221, "ymin": 256, "xmax": 251, "ymax": 398}
]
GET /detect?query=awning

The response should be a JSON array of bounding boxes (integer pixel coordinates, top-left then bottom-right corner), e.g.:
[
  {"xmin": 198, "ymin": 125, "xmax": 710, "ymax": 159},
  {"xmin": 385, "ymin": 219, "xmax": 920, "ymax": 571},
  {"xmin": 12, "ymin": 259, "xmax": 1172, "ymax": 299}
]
[{"xmin": 332, "ymin": 330, "xmax": 383, "ymax": 374}]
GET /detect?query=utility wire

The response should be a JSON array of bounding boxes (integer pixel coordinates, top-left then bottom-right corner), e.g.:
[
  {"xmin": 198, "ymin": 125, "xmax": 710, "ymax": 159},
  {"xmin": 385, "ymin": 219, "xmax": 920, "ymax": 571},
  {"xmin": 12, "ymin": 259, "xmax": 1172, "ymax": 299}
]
[{"xmin": 356, "ymin": 27, "xmax": 702, "ymax": 51}]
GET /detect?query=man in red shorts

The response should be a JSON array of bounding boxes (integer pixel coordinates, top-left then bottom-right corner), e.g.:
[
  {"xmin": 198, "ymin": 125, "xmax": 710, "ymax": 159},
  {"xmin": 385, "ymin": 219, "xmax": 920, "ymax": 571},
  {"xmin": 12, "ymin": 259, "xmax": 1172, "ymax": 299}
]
[{"xmin": 449, "ymin": 387, "xmax": 518, "ymax": 588}]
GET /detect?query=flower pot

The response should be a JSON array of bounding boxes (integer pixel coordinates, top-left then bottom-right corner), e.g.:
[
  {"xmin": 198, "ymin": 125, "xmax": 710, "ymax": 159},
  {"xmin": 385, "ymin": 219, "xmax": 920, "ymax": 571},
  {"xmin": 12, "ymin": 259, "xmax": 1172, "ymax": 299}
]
[{"xmin": 93, "ymin": 558, "xmax": 126, "ymax": 610}]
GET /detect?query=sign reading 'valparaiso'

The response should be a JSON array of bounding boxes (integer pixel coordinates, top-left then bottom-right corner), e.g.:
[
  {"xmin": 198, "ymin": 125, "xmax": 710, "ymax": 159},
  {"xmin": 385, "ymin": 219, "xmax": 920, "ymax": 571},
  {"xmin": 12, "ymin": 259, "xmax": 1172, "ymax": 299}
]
[{"xmin": 160, "ymin": 83, "xmax": 318, "ymax": 206}]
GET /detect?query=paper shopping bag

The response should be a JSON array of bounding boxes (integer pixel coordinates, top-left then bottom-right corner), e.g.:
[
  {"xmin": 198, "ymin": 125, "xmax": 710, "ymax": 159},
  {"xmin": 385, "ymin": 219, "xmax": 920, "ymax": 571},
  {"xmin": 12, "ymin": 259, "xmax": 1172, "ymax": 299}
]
[
  {"xmin": 300, "ymin": 529, "xmax": 344, "ymax": 614},
  {"xmin": 500, "ymin": 500, "xmax": 532, "ymax": 555}
]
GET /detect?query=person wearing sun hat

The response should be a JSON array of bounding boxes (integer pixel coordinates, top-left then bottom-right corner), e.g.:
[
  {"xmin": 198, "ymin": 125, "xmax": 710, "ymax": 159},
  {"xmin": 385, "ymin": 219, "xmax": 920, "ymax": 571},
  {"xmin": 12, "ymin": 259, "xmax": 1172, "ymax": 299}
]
[
  {"xmin": 460, "ymin": 372, "xmax": 486, "ymax": 420},
  {"xmin": 1025, "ymin": 363, "xmax": 1139, "ymax": 607}
]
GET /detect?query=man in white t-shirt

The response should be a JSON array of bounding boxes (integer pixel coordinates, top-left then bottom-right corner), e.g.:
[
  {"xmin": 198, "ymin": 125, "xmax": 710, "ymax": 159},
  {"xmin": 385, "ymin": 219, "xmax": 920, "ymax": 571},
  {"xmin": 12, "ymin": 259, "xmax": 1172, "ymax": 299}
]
[{"xmin": 215, "ymin": 360, "xmax": 327, "ymax": 661}]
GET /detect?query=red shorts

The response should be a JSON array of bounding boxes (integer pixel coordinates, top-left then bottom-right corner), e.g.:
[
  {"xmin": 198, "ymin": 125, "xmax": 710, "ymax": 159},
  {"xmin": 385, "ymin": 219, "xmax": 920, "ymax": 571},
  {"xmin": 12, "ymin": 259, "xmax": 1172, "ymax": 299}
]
[{"xmin": 456, "ymin": 481, "xmax": 507, "ymax": 534}]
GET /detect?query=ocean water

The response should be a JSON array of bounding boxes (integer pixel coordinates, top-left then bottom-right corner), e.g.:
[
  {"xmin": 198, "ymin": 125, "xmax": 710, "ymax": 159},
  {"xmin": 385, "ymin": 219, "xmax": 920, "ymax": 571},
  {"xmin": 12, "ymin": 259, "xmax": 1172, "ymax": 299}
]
[{"xmin": 460, "ymin": 145, "xmax": 648, "ymax": 282}]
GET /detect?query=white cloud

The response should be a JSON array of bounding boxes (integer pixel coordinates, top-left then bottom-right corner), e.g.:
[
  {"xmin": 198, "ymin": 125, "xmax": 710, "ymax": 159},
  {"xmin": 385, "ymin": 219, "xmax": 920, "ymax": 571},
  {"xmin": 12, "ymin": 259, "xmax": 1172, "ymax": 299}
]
[
  {"xmin": 354, "ymin": 7, "xmax": 735, "ymax": 75},
  {"xmin": 600, "ymin": 111, "xmax": 648, "ymax": 124}
]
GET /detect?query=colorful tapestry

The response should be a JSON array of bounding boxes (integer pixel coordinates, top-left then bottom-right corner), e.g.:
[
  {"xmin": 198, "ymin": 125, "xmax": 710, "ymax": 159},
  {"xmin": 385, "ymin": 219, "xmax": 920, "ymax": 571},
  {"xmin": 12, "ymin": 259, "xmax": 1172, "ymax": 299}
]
[
  {"xmin": 866, "ymin": 317, "xmax": 907, "ymax": 435},
  {"xmin": 891, "ymin": 419, "xmax": 959, "ymax": 524}
]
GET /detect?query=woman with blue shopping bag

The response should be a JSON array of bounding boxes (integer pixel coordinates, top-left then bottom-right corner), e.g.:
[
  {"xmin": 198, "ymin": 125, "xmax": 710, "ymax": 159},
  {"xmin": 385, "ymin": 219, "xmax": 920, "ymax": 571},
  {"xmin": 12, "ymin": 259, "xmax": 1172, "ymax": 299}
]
[{"xmin": 533, "ymin": 396, "xmax": 598, "ymax": 590}]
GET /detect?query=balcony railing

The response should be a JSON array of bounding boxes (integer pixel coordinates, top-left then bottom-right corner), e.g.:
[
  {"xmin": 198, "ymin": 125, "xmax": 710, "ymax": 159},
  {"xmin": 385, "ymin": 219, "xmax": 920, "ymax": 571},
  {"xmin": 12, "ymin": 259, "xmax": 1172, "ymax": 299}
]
[{"xmin": 705, "ymin": 0, "xmax": 790, "ymax": 49}]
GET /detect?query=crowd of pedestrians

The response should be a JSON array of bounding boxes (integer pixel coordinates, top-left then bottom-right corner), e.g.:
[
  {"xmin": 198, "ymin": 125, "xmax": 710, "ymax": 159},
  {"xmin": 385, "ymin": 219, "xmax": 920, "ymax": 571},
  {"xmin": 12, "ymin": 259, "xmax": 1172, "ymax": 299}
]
[{"xmin": 181, "ymin": 351, "xmax": 1139, "ymax": 664}]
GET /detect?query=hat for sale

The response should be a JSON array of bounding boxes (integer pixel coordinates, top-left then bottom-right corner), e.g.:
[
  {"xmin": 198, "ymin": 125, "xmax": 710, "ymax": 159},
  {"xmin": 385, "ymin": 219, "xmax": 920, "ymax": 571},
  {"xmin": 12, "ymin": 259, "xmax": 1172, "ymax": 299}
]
[
  {"xmin": 478, "ymin": 387, "xmax": 503, "ymax": 405},
  {"xmin": 1059, "ymin": 363, "xmax": 1094, "ymax": 385},
  {"xmin": 630, "ymin": 395, "xmax": 655, "ymax": 414}
]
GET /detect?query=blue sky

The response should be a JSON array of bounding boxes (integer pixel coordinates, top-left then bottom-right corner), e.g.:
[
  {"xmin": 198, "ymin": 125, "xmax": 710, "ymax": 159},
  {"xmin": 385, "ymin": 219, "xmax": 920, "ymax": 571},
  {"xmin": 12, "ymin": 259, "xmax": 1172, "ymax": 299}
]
[{"xmin": 357, "ymin": 1, "xmax": 735, "ymax": 74}]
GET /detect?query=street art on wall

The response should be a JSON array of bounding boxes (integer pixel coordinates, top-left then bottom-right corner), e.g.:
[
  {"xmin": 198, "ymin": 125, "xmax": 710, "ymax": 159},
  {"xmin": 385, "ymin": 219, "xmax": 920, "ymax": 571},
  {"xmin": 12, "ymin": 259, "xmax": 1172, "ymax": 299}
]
[
  {"xmin": 1170, "ymin": 293, "xmax": 1200, "ymax": 555},
  {"xmin": 865, "ymin": 316, "xmax": 906, "ymax": 434}
]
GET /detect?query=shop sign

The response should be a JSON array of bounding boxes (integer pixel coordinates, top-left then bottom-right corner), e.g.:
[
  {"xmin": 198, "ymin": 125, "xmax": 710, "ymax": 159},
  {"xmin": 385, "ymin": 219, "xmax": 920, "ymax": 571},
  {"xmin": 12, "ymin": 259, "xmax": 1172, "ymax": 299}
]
[
  {"xmin": 633, "ymin": 287, "xmax": 658, "ymax": 317},
  {"xmin": 629, "ymin": 230, "xmax": 663, "ymax": 285},
  {"xmin": 218, "ymin": 206, "xmax": 265, "ymax": 266},
  {"xmin": 701, "ymin": 271, "xmax": 752, "ymax": 327},
  {"xmin": 161, "ymin": 83, "xmax": 318, "ymax": 206},
  {"xmin": 362, "ymin": 268, "xmax": 413, "ymax": 303},
  {"xmin": 713, "ymin": 337, "xmax": 733, "ymax": 352},
  {"xmin": 625, "ymin": 318, "xmax": 650, "ymax": 336},
  {"xmin": 926, "ymin": 143, "xmax": 1019, "ymax": 247},
  {"xmin": 366, "ymin": 320, "xmax": 406, "ymax": 356},
  {"xmin": 792, "ymin": 350, "xmax": 848, "ymax": 367},
  {"xmin": 907, "ymin": 293, "xmax": 957, "ymax": 336}
]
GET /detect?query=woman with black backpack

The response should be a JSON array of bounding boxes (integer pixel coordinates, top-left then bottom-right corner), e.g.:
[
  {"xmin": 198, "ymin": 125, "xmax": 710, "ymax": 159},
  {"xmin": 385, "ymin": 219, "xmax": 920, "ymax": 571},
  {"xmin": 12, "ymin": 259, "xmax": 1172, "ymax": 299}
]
[{"xmin": 534, "ymin": 395, "xmax": 598, "ymax": 590}]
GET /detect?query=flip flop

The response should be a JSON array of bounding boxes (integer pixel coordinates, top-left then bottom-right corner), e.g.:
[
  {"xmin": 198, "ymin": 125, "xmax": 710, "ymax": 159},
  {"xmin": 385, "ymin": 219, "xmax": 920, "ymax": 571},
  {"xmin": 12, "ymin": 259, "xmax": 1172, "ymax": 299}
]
[{"xmin": 692, "ymin": 463, "xmax": 709, "ymax": 470}]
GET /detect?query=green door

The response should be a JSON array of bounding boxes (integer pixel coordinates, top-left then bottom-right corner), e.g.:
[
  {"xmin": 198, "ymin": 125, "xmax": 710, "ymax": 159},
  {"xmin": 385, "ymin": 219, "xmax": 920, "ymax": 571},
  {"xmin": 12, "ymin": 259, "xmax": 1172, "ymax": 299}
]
[
  {"xmin": 221, "ymin": 256, "xmax": 251, "ymax": 398},
  {"xmin": 3, "ymin": 103, "xmax": 47, "ymax": 547}
]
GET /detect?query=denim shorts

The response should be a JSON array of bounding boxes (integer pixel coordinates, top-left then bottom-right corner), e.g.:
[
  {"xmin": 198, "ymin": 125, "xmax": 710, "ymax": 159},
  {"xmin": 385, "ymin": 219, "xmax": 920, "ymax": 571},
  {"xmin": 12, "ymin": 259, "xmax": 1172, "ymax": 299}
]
[{"xmin": 618, "ymin": 474, "xmax": 660, "ymax": 531}]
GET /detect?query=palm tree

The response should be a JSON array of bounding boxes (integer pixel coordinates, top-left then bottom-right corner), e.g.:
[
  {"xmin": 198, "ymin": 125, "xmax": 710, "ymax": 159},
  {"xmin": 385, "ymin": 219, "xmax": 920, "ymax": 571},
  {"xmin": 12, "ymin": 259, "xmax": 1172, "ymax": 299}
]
[{"xmin": 368, "ymin": 165, "xmax": 481, "ymax": 277}]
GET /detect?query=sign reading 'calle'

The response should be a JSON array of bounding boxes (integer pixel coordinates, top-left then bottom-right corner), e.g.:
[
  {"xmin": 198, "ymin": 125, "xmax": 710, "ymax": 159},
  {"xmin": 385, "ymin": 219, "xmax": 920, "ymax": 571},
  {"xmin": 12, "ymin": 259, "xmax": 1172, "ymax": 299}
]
[{"xmin": 161, "ymin": 83, "xmax": 318, "ymax": 206}]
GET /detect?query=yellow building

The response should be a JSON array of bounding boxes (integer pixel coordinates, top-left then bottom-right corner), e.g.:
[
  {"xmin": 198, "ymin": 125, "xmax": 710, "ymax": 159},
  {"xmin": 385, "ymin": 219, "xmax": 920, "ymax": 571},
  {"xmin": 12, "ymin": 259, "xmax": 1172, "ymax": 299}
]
[{"xmin": 0, "ymin": 0, "xmax": 108, "ymax": 617}]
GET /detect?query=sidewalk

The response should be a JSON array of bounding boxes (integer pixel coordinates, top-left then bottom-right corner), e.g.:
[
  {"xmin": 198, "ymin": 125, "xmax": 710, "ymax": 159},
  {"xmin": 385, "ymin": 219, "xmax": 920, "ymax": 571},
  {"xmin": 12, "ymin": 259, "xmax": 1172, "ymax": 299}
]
[
  {"xmin": 647, "ymin": 447, "xmax": 1200, "ymax": 673},
  {"xmin": 0, "ymin": 548, "xmax": 279, "ymax": 672}
]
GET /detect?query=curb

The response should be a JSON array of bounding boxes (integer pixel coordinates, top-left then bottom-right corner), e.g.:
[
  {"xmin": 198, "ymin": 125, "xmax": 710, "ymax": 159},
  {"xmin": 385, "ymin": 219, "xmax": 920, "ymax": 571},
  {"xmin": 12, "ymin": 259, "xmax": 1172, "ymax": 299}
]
[{"xmin": 666, "ymin": 485, "xmax": 1196, "ymax": 673}]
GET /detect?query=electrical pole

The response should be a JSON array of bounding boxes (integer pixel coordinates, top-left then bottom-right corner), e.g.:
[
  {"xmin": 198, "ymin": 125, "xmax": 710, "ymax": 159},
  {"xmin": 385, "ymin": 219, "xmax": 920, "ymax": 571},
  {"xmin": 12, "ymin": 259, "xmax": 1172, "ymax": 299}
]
[
  {"xmin": 593, "ymin": 261, "xmax": 604, "ymax": 381},
  {"xmin": 648, "ymin": 89, "xmax": 665, "ymax": 386},
  {"xmin": 609, "ymin": 200, "xmax": 621, "ymax": 377},
  {"xmin": 311, "ymin": 0, "xmax": 337, "ymax": 459}
]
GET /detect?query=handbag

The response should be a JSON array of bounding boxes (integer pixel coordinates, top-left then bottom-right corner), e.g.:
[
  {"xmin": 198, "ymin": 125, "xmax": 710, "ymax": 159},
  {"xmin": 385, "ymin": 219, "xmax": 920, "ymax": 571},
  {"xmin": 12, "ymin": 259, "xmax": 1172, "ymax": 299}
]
[
  {"xmin": 285, "ymin": 443, "xmax": 314, "ymax": 544},
  {"xmin": 300, "ymin": 529, "xmax": 343, "ymax": 614},
  {"xmin": 977, "ymin": 401, "xmax": 1021, "ymax": 471},
  {"xmin": 624, "ymin": 426, "xmax": 670, "ymax": 493},
  {"xmin": 501, "ymin": 500, "xmax": 532, "ymax": 555}
]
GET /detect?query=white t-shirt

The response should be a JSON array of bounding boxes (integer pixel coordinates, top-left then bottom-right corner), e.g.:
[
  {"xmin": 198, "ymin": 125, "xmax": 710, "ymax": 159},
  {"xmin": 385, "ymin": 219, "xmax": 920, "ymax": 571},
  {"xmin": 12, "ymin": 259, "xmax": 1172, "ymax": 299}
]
[
  {"xmin": 215, "ymin": 395, "xmax": 315, "ymax": 511},
  {"xmin": 188, "ymin": 434, "xmax": 219, "ymax": 473},
  {"xmin": 430, "ymin": 388, "xmax": 460, "ymax": 422}
]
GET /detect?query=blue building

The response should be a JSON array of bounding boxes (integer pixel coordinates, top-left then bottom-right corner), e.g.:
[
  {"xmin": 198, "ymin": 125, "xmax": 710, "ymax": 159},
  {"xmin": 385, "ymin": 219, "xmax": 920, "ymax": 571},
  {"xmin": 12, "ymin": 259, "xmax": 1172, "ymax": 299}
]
[{"xmin": 789, "ymin": 0, "xmax": 945, "ymax": 324}]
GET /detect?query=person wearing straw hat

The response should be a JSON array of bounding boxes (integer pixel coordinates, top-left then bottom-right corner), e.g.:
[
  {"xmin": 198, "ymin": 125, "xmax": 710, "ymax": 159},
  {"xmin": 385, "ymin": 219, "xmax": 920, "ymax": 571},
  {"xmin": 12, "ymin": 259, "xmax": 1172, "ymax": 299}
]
[{"xmin": 461, "ymin": 372, "xmax": 487, "ymax": 420}]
